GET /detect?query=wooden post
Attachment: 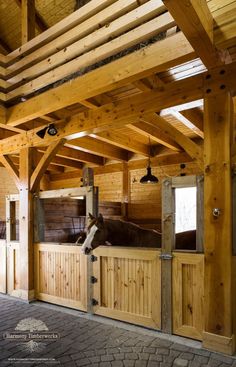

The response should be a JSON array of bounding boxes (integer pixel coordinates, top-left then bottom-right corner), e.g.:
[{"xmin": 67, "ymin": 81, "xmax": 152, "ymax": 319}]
[
  {"xmin": 18, "ymin": 147, "xmax": 34, "ymax": 300},
  {"xmin": 121, "ymin": 162, "xmax": 129, "ymax": 219},
  {"xmin": 21, "ymin": 0, "xmax": 35, "ymax": 45},
  {"xmin": 196, "ymin": 175, "xmax": 204, "ymax": 253},
  {"xmin": 202, "ymin": 92, "xmax": 234, "ymax": 354},
  {"xmin": 86, "ymin": 186, "xmax": 99, "ymax": 313},
  {"xmin": 161, "ymin": 178, "xmax": 174, "ymax": 333}
]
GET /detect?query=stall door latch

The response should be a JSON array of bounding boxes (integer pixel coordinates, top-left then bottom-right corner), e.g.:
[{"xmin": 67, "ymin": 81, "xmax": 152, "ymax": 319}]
[{"xmin": 159, "ymin": 253, "xmax": 173, "ymax": 260}]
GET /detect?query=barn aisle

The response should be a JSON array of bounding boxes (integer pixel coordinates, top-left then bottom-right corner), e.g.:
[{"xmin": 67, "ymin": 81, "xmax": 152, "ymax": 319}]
[{"xmin": 0, "ymin": 295, "xmax": 235, "ymax": 367}]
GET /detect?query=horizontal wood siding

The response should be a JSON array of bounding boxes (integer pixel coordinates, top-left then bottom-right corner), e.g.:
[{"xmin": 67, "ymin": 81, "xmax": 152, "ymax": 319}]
[
  {"xmin": 172, "ymin": 252, "xmax": 204, "ymax": 340},
  {"xmin": 34, "ymin": 243, "xmax": 87, "ymax": 310},
  {"xmin": 93, "ymin": 246, "xmax": 161, "ymax": 329},
  {"xmin": 41, "ymin": 198, "xmax": 86, "ymax": 242}
]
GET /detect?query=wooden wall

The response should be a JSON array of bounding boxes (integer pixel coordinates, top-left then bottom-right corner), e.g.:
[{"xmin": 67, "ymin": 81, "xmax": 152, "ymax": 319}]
[
  {"xmin": 42, "ymin": 198, "xmax": 86, "ymax": 242},
  {"xmin": 48, "ymin": 162, "xmax": 200, "ymax": 229}
]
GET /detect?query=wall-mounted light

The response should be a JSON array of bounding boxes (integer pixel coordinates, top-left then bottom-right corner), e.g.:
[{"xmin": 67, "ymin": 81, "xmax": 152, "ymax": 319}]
[{"xmin": 36, "ymin": 124, "xmax": 58, "ymax": 139}]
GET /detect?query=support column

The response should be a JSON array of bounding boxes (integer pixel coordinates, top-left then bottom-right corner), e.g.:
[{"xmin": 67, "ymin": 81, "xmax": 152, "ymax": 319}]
[
  {"xmin": 18, "ymin": 148, "xmax": 34, "ymax": 300},
  {"xmin": 203, "ymin": 92, "xmax": 234, "ymax": 354},
  {"xmin": 121, "ymin": 162, "xmax": 129, "ymax": 219},
  {"xmin": 21, "ymin": 0, "xmax": 35, "ymax": 44}
]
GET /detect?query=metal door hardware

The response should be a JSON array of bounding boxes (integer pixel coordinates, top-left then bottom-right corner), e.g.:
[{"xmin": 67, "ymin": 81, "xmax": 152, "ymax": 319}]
[{"xmin": 159, "ymin": 253, "xmax": 173, "ymax": 260}]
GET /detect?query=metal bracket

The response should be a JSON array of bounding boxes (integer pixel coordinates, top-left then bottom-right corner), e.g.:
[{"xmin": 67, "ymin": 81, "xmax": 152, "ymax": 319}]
[
  {"xmin": 90, "ymin": 255, "xmax": 97, "ymax": 262},
  {"xmin": 91, "ymin": 298, "xmax": 98, "ymax": 306},
  {"xmin": 159, "ymin": 253, "xmax": 173, "ymax": 260},
  {"xmin": 90, "ymin": 276, "xmax": 97, "ymax": 284}
]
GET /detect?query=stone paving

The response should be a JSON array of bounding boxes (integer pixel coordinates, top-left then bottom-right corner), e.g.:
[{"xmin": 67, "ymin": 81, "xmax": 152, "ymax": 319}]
[{"xmin": 0, "ymin": 295, "xmax": 235, "ymax": 367}]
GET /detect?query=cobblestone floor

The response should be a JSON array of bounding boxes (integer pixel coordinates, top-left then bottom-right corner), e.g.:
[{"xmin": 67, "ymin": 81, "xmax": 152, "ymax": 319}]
[{"xmin": 0, "ymin": 295, "xmax": 235, "ymax": 367}]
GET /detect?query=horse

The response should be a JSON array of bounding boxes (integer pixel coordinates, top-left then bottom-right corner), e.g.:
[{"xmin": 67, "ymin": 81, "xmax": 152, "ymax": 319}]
[
  {"xmin": 79, "ymin": 213, "xmax": 197, "ymax": 254},
  {"xmin": 80, "ymin": 213, "xmax": 162, "ymax": 254}
]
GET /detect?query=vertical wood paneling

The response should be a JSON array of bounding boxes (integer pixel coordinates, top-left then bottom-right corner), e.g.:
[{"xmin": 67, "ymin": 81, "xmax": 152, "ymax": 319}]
[
  {"xmin": 7, "ymin": 243, "xmax": 20, "ymax": 295},
  {"xmin": 34, "ymin": 243, "xmax": 87, "ymax": 310},
  {"xmin": 0, "ymin": 241, "xmax": 7, "ymax": 293},
  {"xmin": 94, "ymin": 247, "xmax": 161, "ymax": 329},
  {"xmin": 172, "ymin": 252, "xmax": 204, "ymax": 340}
]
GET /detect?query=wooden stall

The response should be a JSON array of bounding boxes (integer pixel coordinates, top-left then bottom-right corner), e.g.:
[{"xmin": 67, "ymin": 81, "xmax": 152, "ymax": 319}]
[{"xmin": 0, "ymin": 0, "xmax": 235, "ymax": 356}]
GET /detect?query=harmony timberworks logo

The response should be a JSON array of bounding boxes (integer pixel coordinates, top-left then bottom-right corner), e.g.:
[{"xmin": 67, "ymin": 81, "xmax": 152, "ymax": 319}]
[{"xmin": 3, "ymin": 317, "xmax": 60, "ymax": 364}]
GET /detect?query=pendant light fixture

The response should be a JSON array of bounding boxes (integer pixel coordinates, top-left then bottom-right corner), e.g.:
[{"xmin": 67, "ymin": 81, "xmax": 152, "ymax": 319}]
[{"xmin": 140, "ymin": 137, "xmax": 159, "ymax": 184}]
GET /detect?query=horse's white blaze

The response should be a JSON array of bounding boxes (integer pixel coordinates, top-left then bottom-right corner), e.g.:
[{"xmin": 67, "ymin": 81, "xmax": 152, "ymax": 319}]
[{"xmin": 81, "ymin": 224, "xmax": 98, "ymax": 253}]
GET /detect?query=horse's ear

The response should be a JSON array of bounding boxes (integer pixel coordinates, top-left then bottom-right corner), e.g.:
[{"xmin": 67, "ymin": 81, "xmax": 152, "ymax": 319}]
[
  {"xmin": 97, "ymin": 213, "xmax": 104, "ymax": 223},
  {"xmin": 88, "ymin": 213, "xmax": 95, "ymax": 220}
]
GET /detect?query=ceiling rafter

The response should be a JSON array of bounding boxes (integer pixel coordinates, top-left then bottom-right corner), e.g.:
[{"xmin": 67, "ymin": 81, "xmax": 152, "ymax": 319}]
[
  {"xmin": 141, "ymin": 113, "xmax": 203, "ymax": 168},
  {"xmin": 162, "ymin": 0, "xmax": 226, "ymax": 68}
]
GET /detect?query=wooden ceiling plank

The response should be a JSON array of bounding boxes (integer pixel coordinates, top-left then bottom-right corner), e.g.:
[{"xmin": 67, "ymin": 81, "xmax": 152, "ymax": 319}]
[
  {"xmin": 142, "ymin": 113, "xmax": 203, "ymax": 168},
  {"xmin": 161, "ymin": 99, "xmax": 203, "ymax": 114},
  {"xmin": 166, "ymin": 109, "xmax": 204, "ymax": 138},
  {"xmin": 6, "ymin": 32, "xmax": 195, "ymax": 126},
  {"xmin": 0, "ymin": 154, "xmax": 20, "ymax": 189},
  {"xmin": 14, "ymin": 0, "xmax": 48, "ymax": 33},
  {"xmin": 163, "ymin": 0, "xmax": 224, "ymax": 68},
  {"xmin": 213, "ymin": 2, "xmax": 236, "ymax": 49},
  {"xmin": 39, "ymin": 145, "xmax": 104, "ymax": 166},
  {"xmin": 128, "ymin": 121, "xmax": 181, "ymax": 152},
  {"xmin": 92, "ymin": 130, "xmax": 150, "ymax": 156},
  {"xmin": 6, "ymin": 12, "xmax": 175, "ymax": 100},
  {"xmin": 67, "ymin": 137, "xmax": 129, "ymax": 161},
  {"xmin": 8, "ymin": 0, "xmax": 117, "ymax": 61},
  {"xmin": 21, "ymin": 0, "xmax": 35, "ymax": 45},
  {"xmin": 181, "ymin": 108, "xmax": 204, "ymax": 132}
]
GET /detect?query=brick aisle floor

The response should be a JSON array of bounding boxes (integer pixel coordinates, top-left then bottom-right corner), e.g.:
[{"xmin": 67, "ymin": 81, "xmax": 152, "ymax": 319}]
[{"xmin": 0, "ymin": 295, "xmax": 235, "ymax": 367}]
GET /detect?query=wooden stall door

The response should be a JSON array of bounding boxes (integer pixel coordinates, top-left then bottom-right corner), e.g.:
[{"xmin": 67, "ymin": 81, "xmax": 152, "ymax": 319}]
[
  {"xmin": 172, "ymin": 252, "xmax": 204, "ymax": 340},
  {"xmin": 0, "ymin": 240, "xmax": 7, "ymax": 293},
  {"xmin": 7, "ymin": 242, "xmax": 21, "ymax": 296},
  {"xmin": 92, "ymin": 247, "xmax": 161, "ymax": 329},
  {"xmin": 34, "ymin": 243, "xmax": 87, "ymax": 311}
]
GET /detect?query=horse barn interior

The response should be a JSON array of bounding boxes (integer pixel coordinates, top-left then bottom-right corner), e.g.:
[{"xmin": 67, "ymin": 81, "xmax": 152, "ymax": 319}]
[{"xmin": 0, "ymin": 0, "xmax": 236, "ymax": 360}]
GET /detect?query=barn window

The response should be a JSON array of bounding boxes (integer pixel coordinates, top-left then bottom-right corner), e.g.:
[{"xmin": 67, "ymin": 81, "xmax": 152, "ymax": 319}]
[{"xmin": 175, "ymin": 187, "xmax": 197, "ymax": 233}]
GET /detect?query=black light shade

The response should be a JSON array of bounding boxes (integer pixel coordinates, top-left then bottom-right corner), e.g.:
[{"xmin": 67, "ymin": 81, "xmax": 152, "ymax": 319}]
[
  {"xmin": 140, "ymin": 166, "xmax": 158, "ymax": 184},
  {"xmin": 36, "ymin": 126, "xmax": 48, "ymax": 139},
  {"xmin": 36, "ymin": 124, "xmax": 58, "ymax": 139},
  {"xmin": 47, "ymin": 124, "xmax": 58, "ymax": 136}
]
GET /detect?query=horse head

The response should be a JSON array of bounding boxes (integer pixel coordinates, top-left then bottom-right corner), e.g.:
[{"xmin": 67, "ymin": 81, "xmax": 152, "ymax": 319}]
[{"xmin": 81, "ymin": 213, "xmax": 108, "ymax": 254}]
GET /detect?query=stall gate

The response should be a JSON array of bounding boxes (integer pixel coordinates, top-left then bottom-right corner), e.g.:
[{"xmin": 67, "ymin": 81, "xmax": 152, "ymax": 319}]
[
  {"xmin": 34, "ymin": 243, "xmax": 204, "ymax": 339},
  {"xmin": 0, "ymin": 195, "xmax": 21, "ymax": 297}
]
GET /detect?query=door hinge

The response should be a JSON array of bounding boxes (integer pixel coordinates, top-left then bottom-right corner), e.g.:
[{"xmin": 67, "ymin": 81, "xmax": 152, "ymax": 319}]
[
  {"xmin": 90, "ymin": 254, "xmax": 97, "ymax": 262},
  {"xmin": 91, "ymin": 298, "xmax": 98, "ymax": 306},
  {"xmin": 159, "ymin": 253, "xmax": 173, "ymax": 260},
  {"xmin": 90, "ymin": 276, "xmax": 97, "ymax": 284}
]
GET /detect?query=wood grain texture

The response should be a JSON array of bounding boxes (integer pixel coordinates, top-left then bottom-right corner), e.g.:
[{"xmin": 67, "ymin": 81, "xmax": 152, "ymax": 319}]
[
  {"xmin": 203, "ymin": 92, "xmax": 233, "ymax": 346},
  {"xmin": 34, "ymin": 243, "xmax": 87, "ymax": 310},
  {"xmin": 93, "ymin": 246, "xmax": 161, "ymax": 329}
]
